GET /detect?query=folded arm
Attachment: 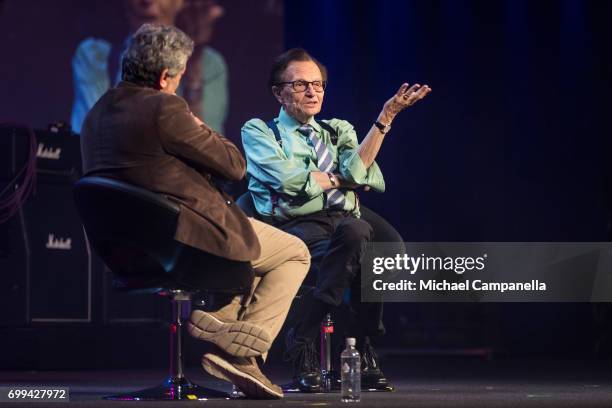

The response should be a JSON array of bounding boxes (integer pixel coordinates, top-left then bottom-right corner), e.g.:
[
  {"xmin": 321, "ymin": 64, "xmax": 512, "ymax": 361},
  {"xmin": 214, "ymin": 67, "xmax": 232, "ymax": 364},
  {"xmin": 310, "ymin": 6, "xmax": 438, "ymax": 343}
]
[{"xmin": 242, "ymin": 119, "xmax": 324, "ymax": 199}]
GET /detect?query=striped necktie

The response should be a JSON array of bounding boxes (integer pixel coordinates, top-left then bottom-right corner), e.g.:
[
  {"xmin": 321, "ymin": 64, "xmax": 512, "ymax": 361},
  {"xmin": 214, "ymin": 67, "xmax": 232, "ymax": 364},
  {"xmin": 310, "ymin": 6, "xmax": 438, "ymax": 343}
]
[{"xmin": 299, "ymin": 124, "xmax": 346, "ymax": 209}]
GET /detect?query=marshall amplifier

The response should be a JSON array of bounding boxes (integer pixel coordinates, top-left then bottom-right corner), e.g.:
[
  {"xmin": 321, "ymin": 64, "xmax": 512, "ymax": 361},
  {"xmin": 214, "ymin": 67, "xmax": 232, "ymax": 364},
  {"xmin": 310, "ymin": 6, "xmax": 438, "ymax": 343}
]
[
  {"xmin": 27, "ymin": 128, "xmax": 88, "ymax": 321},
  {"xmin": 1, "ymin": 125, "xmax": 90, "ymax": 324},
  {"xmin": 24, "ymin": 183, "xmax": 92, "ymax": 322},
  {"xmin": 0, "ymin": 125, "xmax": 81, "ymax": 183},
  {"xmin": 34, "ymin": 129, "xmax": 82, "ymax": 183}
]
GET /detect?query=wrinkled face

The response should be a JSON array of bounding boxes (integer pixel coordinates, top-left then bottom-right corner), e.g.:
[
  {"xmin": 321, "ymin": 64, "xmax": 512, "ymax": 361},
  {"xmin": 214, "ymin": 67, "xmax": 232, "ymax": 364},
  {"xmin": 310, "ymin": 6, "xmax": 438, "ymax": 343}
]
[
  {"xmin": 126, "ymin": 0, "xmax": 184, "ymax": 26},
  {"xmin": 273, "ymin": 60, "xmax": 325, "ymax": 124}
]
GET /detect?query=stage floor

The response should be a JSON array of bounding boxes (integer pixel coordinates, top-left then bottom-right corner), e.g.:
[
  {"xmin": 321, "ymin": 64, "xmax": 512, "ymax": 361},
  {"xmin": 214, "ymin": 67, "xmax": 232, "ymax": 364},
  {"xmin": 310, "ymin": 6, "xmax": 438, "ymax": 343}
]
[{"xmin": 1, "ymin": 356, "xmax": 611, "ymax": 407}]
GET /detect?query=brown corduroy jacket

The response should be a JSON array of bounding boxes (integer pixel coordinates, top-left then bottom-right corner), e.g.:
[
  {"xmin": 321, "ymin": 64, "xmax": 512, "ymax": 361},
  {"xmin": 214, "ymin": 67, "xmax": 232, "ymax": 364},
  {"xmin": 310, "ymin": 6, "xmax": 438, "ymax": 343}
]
[{"xmin": 80, "ymin": 81, "xmax": 261, "ymax": 262}]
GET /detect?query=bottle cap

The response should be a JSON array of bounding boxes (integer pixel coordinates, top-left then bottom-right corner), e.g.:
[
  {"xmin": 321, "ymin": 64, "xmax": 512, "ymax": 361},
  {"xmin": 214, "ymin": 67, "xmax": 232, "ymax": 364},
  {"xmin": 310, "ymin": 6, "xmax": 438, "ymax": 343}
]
[{"xmin": 346, "ymin": 337, "xmax": 356, "ymax": 346}]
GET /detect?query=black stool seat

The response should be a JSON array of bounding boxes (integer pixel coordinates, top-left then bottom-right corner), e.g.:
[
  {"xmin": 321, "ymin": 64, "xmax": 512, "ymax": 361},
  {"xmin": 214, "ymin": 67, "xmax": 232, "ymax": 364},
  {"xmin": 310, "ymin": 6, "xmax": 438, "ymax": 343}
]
[{"xmin": 75, "ymin": 176, "xmax": 254, "ymax": 293}]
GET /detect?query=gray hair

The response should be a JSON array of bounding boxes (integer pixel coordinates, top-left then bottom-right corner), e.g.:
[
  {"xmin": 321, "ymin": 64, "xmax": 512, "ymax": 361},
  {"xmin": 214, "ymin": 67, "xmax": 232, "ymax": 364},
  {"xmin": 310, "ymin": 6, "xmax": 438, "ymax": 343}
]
[{"xmin": 121, "ymin": 23, "xmax": 194, "ymax": 88}]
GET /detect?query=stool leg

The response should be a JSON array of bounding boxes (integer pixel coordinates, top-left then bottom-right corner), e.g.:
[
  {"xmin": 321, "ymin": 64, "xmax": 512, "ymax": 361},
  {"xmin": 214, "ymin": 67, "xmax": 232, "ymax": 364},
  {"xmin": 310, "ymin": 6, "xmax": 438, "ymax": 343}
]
[
  {"xmin": 169, "ymin": 293, "xmax": 186, "ymax": 379},
  {"xmin": 320, "ymin": 313, "xmax": 333, "ymax": 391},
  {"xmin": 104, "ymin": 290, "xmax": 229, "ymax": 400}
]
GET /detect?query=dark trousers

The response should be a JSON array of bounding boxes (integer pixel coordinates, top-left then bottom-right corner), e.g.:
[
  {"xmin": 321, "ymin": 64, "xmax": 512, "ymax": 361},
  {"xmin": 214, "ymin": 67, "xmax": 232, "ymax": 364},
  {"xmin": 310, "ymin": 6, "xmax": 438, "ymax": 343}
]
[{"xmin": 279, "ymin": 210, "xmax": 385, "ymax": 341}]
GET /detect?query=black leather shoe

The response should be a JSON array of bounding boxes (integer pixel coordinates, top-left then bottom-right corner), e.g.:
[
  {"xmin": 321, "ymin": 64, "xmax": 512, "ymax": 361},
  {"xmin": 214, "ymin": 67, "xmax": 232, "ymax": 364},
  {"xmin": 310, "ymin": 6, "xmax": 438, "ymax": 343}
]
[
  {"xmin": 360, "ymin": 337, "xmax": 395, "ymax": 392},
  {"xmin": 283, "ymin": 328, "xmax": 323, "ymax": 393}
]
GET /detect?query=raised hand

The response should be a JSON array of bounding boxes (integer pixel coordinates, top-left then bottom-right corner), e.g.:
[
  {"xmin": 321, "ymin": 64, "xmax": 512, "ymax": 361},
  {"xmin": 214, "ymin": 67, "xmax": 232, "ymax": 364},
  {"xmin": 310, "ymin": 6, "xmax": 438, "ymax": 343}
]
[{"xmin": 381, "ymin": 83, "xmax": 432, "ymax": 120}]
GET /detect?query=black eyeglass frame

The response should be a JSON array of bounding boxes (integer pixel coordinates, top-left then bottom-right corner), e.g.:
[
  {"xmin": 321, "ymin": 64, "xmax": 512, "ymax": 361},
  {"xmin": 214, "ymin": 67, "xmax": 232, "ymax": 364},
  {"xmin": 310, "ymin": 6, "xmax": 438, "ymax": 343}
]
[{"xmin": 276, "ymin": 80, "xmax": 327, "ymax": 92}]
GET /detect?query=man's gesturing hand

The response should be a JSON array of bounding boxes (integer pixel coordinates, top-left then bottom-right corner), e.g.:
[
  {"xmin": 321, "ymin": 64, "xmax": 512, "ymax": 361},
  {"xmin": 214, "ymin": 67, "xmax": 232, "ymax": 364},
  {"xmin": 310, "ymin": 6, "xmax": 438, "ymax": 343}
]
[{"xmin": 380, "ymin": 83, "xmax": 432, "ymax": 123}]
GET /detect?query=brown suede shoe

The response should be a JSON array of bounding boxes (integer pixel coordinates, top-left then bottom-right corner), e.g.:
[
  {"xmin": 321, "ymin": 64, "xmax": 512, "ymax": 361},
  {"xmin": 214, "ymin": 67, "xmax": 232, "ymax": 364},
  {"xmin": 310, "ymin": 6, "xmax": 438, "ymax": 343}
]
[
  {"xmin": 202, "ymin": 348, "xmax": 283, "ymax": 399},
  {"xmin": 188, "ymin": 310, "xmax": 272, "ymax": 357}
]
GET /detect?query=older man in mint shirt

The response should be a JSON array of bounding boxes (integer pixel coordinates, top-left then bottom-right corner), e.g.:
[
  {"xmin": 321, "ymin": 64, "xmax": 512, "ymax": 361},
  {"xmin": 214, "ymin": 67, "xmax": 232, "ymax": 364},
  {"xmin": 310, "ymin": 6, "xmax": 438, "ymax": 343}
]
[
  {"xmin": 242, "ymin": 48, "xmax": 431, "ymax": 392},
  {"xmin": 243, "ymin": 109, "xmax": 385, "ymax": 220}
]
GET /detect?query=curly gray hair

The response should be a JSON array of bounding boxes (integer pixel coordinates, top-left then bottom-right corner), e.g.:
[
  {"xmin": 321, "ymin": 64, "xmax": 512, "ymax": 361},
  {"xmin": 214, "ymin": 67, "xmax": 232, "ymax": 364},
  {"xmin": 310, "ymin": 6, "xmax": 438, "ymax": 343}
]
[{"xmin": 121, "ymin": 23, "xmax": 194, "ymax": 88}]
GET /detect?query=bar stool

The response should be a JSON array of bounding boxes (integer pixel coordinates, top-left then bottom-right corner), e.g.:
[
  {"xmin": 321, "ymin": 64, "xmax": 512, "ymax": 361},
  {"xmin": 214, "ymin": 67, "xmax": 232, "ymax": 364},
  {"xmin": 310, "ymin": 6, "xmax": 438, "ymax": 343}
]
[{"xmin": 74, "ymin": 176, "xmax": 255, "ymax": 400}]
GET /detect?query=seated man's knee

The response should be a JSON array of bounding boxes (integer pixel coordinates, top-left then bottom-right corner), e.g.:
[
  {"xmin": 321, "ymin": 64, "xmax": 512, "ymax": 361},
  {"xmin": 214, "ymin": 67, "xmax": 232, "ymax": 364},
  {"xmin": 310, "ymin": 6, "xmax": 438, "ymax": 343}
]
[
  {"xmin": 337, "ymin": 218, "xmax": 372, "ymax": 246},
  {"xmin": 287, "ymin": 233, "xmax": 311, "ymax": 271}
]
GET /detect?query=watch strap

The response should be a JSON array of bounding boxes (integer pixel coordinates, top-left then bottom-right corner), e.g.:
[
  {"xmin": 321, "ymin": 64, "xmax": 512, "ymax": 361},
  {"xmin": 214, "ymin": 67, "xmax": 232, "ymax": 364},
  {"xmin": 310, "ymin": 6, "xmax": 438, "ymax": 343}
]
[{"xmin": 374, "ymin": 120, "xmax": 391, "ymax": 134}]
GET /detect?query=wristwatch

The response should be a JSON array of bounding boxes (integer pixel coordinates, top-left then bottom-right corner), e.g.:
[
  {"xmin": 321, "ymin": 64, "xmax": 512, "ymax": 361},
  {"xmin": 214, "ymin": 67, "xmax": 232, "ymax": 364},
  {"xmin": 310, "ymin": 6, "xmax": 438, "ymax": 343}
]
[
  {"xmin": 374, "ymin": 120, "xmax": 391, "ymax": 134},
  {"xmin": 327, "ymin": 172, "xmax": 338, "ymax": 187}
]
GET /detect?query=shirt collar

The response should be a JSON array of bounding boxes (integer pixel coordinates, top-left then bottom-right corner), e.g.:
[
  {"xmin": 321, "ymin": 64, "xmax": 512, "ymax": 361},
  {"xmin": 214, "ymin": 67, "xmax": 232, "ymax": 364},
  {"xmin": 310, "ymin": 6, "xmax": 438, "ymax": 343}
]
[{"xmin": 277, "ymin": 107, "xmax": 321, "ymax": 134}]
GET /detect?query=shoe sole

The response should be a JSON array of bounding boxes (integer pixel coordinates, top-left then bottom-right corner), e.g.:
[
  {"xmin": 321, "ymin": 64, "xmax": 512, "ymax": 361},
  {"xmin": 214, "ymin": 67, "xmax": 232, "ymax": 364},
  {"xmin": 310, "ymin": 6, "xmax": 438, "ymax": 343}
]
[
  {"xmin": 188, "ymin": 311, "xmax": 271, "ymax": 358},
  {"xmin": 202, "ymin": 353, "xmax": 283, "ymax": 399}
]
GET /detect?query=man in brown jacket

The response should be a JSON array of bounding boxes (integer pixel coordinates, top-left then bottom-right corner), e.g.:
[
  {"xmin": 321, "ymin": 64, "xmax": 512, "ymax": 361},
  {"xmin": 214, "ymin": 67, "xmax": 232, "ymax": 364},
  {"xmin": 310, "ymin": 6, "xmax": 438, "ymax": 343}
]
[{"xmin": 80, "ymin": 23, "xmax": 309, "ymax": 399}]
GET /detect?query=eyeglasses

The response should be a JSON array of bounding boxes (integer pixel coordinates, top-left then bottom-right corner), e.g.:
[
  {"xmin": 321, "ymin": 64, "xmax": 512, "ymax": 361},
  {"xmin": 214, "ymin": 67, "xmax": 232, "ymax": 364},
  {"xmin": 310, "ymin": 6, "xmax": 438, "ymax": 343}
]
[{"xmin": 277, "ymin": 80, "xmax": 327, "ymax": 92}]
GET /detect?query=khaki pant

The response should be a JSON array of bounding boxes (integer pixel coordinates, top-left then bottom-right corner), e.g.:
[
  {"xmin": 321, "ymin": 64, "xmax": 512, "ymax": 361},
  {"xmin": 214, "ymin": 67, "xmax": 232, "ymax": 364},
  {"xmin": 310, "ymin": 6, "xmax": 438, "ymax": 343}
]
[{"xmin": 213, "ymin": 218, "xmax": 310, "ymax": 349}]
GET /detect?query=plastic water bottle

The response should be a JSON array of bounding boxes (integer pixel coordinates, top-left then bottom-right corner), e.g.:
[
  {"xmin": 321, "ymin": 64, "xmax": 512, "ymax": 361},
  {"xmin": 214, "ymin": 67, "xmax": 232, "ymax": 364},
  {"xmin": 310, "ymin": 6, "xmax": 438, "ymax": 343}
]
[{"xmin": 341, "ymin": 337, "xmax": 361, "ymax": 402}]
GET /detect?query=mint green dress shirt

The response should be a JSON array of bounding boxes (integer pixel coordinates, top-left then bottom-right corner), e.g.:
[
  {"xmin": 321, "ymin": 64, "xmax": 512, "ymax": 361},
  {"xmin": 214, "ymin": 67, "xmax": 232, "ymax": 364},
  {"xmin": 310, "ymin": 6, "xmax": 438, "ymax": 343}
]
[{"xmin": 241, "ymin": 108, "xmax": 385, "ymax": 221}]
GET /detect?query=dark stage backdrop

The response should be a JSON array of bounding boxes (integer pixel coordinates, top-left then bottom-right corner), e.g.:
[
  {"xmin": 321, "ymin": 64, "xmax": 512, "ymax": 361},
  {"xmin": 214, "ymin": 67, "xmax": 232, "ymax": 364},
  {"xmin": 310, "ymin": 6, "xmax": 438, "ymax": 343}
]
[
  {"xmin": 285, "ymin": 0, "xmax": 611, "ymax": 243},
  {"xmin": 1, "ymin": 0, "xmax": 611, "ymax": 367},
  {"xmin": 284, "ymin": 0, "xmax": 612, "ymax": 355},
  {"xmin": 0, "ymin": 0, "xmax": 283, "ymax": 145}
]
